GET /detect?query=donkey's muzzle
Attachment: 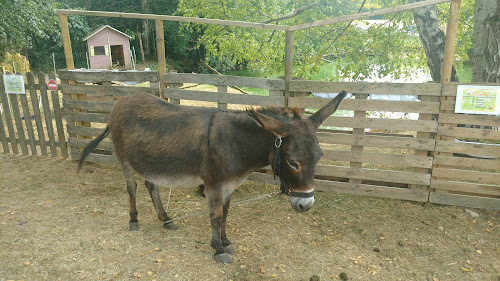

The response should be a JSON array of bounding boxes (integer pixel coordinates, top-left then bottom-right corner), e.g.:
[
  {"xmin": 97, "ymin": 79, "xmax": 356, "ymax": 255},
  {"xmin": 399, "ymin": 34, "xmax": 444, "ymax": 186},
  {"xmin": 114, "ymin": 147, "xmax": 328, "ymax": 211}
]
[{"xmin": 290, "ymin": 193, "xmax": 315, "ymax": 212}]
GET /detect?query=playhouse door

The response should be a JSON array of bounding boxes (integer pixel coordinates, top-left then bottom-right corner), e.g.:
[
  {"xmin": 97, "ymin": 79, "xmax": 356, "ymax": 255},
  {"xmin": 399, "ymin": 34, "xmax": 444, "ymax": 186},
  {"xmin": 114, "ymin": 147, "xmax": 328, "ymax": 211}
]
[{"xmin": 111, "ymin": 45, "xmax": 125, "ymax": 67}]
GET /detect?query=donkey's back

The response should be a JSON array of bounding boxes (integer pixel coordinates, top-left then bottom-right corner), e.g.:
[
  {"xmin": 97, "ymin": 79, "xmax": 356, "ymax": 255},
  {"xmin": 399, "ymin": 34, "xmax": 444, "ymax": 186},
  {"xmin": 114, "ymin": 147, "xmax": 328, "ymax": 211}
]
[{"xmin": 110, "ymin": 93, "xmax": 217, "ymax": 187}]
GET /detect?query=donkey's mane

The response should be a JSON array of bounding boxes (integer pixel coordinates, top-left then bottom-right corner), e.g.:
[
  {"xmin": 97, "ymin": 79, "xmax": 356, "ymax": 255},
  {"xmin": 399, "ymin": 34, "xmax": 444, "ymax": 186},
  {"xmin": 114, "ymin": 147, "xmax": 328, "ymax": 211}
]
[{"xmin": 245, "ymin": 106, "xmax": 303, "ymax": 121}]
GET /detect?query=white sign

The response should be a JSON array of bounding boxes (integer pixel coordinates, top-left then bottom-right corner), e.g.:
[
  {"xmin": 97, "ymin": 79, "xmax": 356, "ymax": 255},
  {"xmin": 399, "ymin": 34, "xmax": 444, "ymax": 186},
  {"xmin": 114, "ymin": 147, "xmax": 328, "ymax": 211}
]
[
  {"xmin": 455, "ymin": 85, "xmax": 500, "ymax": 115},
  {"xmin": 3, "ymin": 74, "xmax": 25, "ymax": 94}
]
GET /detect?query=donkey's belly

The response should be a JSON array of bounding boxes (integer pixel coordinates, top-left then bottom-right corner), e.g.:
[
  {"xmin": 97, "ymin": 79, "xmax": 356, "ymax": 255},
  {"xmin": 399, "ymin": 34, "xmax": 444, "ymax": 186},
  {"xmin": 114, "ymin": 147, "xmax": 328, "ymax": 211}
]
[{"xmin": 146, "ymin": 174, "xmax": 204, "ymax": 189}]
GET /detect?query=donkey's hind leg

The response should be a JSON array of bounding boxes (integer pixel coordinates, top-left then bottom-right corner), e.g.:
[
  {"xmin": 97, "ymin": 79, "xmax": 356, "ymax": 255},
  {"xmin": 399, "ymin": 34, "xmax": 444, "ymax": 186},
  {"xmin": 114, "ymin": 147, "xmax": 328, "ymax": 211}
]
[
  {"xmin": 122, "ymin": 162, "xmax": 139, "ymax": 231},
  {"xmin": 145, "ymin": 181, "xmax": 178, "ymax": 230}
]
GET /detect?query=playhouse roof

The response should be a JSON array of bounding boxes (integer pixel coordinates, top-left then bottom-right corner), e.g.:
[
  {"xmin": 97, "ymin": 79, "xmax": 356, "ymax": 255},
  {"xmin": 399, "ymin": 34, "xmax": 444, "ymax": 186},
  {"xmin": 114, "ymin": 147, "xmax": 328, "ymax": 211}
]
[{"xmin": 83, "ymin": 25, "xmax": 132, "ymax": 41}]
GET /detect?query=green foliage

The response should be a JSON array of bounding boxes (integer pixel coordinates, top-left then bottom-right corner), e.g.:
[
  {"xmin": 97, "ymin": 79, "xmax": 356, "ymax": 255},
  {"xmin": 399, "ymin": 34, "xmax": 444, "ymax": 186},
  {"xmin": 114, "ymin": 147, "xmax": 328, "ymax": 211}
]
[
  {"xmin": 176, "ymin": 0, "xmax": 474, "ymax": 80},
  {"xmin": 1, "ymin": 52, "xmax": 30, "ymax": 74}
]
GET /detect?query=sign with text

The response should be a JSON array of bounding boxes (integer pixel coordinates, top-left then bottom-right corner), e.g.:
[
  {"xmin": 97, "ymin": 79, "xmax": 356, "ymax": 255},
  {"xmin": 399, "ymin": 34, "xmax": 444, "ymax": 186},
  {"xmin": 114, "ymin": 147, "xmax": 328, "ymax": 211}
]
[
  {"xmin": 455, "ymin": 85, "xmax": 500, "ymax": 115},
  {"xmin": 3, "ymin": 74, "xmax": 25, "ymax": 94}
]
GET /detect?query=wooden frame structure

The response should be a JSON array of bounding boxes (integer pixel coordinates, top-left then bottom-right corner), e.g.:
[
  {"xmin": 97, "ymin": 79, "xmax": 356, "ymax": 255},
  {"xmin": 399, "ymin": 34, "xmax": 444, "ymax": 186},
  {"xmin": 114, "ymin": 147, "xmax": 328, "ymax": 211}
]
[{"xmin": 57, "ymin": 0, "xmax": 457, "ymax": 105}]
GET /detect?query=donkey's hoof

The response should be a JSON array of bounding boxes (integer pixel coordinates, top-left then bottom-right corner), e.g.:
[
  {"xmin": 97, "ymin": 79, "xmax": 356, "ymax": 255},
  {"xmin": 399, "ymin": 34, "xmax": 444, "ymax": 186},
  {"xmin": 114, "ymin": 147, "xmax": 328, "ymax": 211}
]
[
  {"xmin": 129, "ymin": 222, "xmax": 139, "ymax": 231},
  {"xmin": 224, "ymin": 244, "xmax": 235, "ymax": 255},
  {"xmin": 163, "ymin": 221, "xmax": 178, "ymax": 230},
  {"xmin": 214, "ymin": 253, "xmax": 231, "ymax": 264}
]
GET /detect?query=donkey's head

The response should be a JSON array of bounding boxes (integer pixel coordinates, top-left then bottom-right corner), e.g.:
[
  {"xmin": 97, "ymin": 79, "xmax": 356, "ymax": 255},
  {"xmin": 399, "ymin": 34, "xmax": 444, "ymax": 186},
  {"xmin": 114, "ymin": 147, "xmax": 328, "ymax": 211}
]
[{"xmin": 250, "ymin": 91, "xmax": 347, "ymax": 212}]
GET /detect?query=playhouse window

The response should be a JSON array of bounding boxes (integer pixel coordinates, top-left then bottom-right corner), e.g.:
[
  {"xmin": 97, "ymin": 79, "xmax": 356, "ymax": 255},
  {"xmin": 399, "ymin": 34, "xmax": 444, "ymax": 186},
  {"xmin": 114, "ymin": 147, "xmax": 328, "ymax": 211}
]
[{"xmin": 94, "ymin": 46, "xmax": 106, "ymax": 56}]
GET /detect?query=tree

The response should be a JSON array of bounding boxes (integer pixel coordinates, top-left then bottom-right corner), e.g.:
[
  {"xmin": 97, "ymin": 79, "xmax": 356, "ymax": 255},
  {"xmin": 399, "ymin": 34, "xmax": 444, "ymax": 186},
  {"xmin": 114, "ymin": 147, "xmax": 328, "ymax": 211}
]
[
  {"xmin": 411, "ymin": 0, "xmax": 459, "ymax": 82},
  {"xmin": 176, "ymin": 0, "xmax": 475, "ymax": 81},
  {"xmin": 471, "ymin": 0, "xmax": 500, "ymax": 83}
]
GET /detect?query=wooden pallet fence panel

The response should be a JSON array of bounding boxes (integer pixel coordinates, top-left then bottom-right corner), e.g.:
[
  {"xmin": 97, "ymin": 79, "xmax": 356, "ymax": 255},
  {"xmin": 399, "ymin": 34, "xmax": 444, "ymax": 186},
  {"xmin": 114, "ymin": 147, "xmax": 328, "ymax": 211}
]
[
  {"xmin": 58, "ymin": 70, "xmax": 158, "ymax": 83},
  {"xmin": 289, "ymin": 81, "xmax": 442, "ymax": 96},
  {"xmin": 0, "ymin": 75, "xmax": 18, "ymax": 153},
  {"xmin": 315, "ymin": 179, "xmax": 429, "ymax": 202},
  {"xmin": 164, "ymin": 73, "xmax": 285, "ymax": 91},
  {"xmin": 289, "ymin": 97, "xmax": 441, "ymax": 114},
  {"xmin": 163, "ymin": 88, "xmax": 285, "ymax": 107},
  {"xmin": 29, "ymin": 73, "xmax": 47, "ymax": 156}
]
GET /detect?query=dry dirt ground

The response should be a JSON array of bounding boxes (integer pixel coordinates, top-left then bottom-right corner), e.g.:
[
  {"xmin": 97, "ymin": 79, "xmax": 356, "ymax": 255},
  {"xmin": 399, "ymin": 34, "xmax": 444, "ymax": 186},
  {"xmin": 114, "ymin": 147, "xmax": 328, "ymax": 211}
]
[{"xmin": 0, "ymin": 153, "xmax": 499, "ymax": 281}]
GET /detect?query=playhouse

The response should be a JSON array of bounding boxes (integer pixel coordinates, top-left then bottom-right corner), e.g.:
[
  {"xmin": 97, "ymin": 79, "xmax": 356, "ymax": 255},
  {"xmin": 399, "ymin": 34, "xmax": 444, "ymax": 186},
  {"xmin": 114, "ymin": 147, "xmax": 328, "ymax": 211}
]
[{"xmin": 83, "ymin": 25, "xmax": 132, "ymax": 69}]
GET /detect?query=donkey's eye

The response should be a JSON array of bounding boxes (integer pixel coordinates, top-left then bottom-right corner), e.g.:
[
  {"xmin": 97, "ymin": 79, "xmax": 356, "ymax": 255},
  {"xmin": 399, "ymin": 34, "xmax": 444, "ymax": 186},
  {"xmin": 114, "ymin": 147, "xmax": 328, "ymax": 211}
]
[{"xmin": 287, "ymin": 160, "xmax": 300, "ymax": 171}]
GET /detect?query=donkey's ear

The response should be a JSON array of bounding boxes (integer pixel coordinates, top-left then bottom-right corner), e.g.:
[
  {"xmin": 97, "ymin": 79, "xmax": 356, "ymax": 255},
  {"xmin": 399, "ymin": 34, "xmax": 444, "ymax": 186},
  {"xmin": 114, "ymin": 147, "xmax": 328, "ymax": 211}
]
[
  {"xmin": 309, "ymin": 90, "xmax": 347, "ymax": 129},
  {"xmin": 248, "ymin": 110, "xmax": 287, "ymax": 136}
]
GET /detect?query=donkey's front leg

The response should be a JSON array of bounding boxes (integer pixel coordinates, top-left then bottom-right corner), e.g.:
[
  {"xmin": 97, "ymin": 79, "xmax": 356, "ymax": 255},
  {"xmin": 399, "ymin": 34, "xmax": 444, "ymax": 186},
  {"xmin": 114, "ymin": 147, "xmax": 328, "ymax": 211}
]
[
  {"xmin": 204, "ymin": 185, "xmax": 231, "ymax": 264},
  {"xmin": 221, "ymin": 196, "xmax": 235, "ymax": 254}
]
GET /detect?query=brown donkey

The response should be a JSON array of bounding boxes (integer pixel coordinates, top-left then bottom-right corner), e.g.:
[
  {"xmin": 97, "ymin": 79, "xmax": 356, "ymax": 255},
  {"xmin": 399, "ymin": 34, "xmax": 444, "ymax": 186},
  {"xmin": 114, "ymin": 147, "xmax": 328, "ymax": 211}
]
[{"xmin": 78, "ymin": 91, "xmax": 347, "ymax": 264}]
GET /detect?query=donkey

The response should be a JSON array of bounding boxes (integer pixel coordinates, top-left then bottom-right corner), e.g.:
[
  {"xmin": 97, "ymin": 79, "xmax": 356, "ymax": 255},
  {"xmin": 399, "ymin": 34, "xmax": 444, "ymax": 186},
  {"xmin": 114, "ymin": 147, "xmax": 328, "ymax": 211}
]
[{"xmin": 78, "ymin": 90, "xmax": 347, "ymax": 264}]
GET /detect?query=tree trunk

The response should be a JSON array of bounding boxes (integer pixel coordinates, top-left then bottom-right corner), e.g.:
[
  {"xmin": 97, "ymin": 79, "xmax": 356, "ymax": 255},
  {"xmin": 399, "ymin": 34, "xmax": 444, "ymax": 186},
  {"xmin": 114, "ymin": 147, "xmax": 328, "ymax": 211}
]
[
  {"xmin": 412, "ymin": 0, "xmax": 459, "ymax": 82},
  {"xmin": 471, "ymin": 0, "xmax": 500, "ymax": 83},
  {"xmin": 142, "ymin": 0, "xmax": 151, "ymax": 57}
]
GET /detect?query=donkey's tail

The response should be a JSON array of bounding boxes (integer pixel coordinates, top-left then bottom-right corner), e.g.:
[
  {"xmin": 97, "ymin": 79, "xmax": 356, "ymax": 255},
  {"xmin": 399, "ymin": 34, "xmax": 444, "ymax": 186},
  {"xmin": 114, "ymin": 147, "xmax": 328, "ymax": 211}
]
[{"xmin": 77, "ymin": 125, "xmax": 110, "ymax": 172}]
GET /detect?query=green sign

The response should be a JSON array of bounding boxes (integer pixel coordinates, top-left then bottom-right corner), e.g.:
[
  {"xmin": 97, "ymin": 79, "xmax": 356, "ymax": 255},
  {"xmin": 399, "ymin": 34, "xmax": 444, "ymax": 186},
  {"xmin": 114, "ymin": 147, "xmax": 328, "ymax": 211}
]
[
  {"xmin": 3, "ymin": 74, "xmax": 25, "ymax": 94},
  {"xmin": 455, "ymin": 85, "xmax": 500, "ymax": 115}
]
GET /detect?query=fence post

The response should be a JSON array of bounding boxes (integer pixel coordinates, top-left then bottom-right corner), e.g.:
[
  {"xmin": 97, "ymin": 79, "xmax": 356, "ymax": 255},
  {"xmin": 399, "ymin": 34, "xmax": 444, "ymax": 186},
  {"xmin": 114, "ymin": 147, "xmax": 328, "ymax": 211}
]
[
  {"xmin": 156, "ymin": 20, "xmax": 167, "ymax": 99},
  {"xmin": 349, "ymin": 94, "xmax": 368, "ymax": 184},
  {"xmin": 284, "ymin": 30, "xmax": 294, "ymax": 113},
  {"xmin": 49, "ymin": 73, "xmax": 69, "ymax": 158},
  {"xmin": 27, "ymin": 73, "xmax": 48, "ymax": 156}
]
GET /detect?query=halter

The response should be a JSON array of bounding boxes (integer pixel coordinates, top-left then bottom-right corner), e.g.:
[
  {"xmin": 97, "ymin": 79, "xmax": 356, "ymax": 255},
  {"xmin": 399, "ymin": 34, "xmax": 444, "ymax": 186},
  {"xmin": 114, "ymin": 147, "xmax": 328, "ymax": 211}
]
[{"xmin": 272, "ymin": 134, "xmax": 314, "ymax": 199}]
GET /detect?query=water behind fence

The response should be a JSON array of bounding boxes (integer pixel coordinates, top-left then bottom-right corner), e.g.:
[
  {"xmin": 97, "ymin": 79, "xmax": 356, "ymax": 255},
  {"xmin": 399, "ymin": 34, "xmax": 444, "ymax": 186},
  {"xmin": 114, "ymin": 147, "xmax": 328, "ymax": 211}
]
[{"xmin": 1, "ymin": 70, "xmax": 499, "ymax": 210}]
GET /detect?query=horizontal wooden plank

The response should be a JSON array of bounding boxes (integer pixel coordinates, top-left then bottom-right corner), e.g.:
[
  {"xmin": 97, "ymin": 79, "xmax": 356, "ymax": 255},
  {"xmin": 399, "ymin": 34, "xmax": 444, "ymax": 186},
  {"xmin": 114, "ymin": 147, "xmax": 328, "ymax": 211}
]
[
  {"xmin": 289, "ymin": 97, "xmax": 440, "ymax": 113},
  {"xmin": 431, "ymin": 179, "xmax": 500, "ymax": 196},
  {"xmin": 58, "ymin": 9, "xmax": 289, "ymax": 31},
  {"xmin": 68, "ymin": 137, "xmax": 114, "ymax": 151},
  {"xmin": 318, "ymin": 132, "xmax": 436, "ymax": 151},
  {"xmin": 58, "ymin": 70, "xmax": 158, "ymax": 83},
  {"xmin": 435, "ymin": 140, "xmax": 500, "ymax": 157},
  {"xmin": 164, "ymin": 73, "xmax": 285, "ymax": 90},
  {"xmin": 429, "ymin": 192, "xmax": 500, "ymax": 210},
  {"xmin": 315, "ymin": 180, "xmax": 429, "ymax": 202},
  {"xmin": 67, "ymin": 125, "xmax": 108, "ymax": 137},
  {"xmin": 432, "ymin": 167, "xmax": 499, "ymax": 185},
  {"xmin": 323, "ymin": 116, "xmax": 437, "ymax": 132},
  {"xmin": 289, "ymin": 81, "xmax": 442, "ymax": 96},
  {"xmin": 64, "ymin": 112, "xmax": 109, "ymax": 123},
  {"xmin": 441, "ymin": 82, "xmax": 500, "ymax": 96},
  {"xmin": 439, "ymin": 100, "xmax": 456, "ymax": 111},
  {"xmin": 316, "ymin": 165, "xmax": 430, "ymax": 185},
  {"xmin": 439, "ymin": 113, "xmax": 500, "ymax": 127},
  {"xmin": 433, "ymin": 155, "xmax": 500, "ymax": 170},
  {"xmin": 60, "ymin": 84, "xmax": 158, "ymax": 96},
  {"xmin": 71, "ymin": 150, "xmax": 118, "ymax": 165},
  {"xmin": 323, "ymin": 150, "xmax": 433, "ymax": 169},
  {"xmin": 164, "ymin": 88, "xmax": 285, "ymax": 106},
  {"xmin": 437, "ymin": 126, "xmax": 500, "ymax": 140},
  {"xmin": 63, "ymin": 97, "xmax": 114, "ymax": 112}
]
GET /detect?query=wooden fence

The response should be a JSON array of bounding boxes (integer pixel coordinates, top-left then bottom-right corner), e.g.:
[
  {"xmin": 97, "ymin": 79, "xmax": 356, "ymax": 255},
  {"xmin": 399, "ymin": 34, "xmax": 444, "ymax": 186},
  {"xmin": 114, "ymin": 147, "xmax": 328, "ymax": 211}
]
[
  {"xmin": 0, "ymin": 73, "xmax": 67, "ymax": 158},
  {"xmin": 2, "ymin": 70, "xmax": 499, "ymax": 210}
]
